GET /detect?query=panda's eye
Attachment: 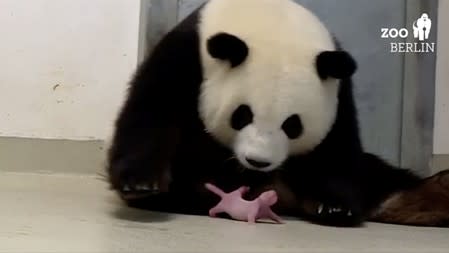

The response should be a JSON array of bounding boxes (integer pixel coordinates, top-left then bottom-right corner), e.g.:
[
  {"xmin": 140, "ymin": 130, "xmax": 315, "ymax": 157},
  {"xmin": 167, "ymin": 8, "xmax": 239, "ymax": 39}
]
[
  {"xmin": 231, "ymin": 105, "xmax": 253, "ymax": 130},
  {"xmin": 282, "ymin": 114, "xmax": 303, "ymax": 139}
]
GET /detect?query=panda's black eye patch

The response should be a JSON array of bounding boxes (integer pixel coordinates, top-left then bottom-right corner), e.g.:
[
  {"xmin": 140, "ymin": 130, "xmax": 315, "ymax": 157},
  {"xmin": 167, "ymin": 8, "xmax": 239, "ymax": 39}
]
[
  {"xmin": 282, "ymin": 114, "xmax": 303, "ymax": 139},
  {"xmin": 316, "ymin": 51, "xmax": 357, "ymax": 80},
  {"xmin": 231, "ymin": 105, "xmax": 253, "ymax": 130},
  {"xmin": 207, "ymin": 33, "xmax": 249, "ymax": 68}
]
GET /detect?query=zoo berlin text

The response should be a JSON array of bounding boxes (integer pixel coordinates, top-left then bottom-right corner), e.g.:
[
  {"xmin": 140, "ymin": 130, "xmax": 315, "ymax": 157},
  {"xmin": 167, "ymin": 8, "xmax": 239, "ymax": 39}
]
[{"xmin": 381, "ymin": 13, "xmax": 435, "ymax": 53}]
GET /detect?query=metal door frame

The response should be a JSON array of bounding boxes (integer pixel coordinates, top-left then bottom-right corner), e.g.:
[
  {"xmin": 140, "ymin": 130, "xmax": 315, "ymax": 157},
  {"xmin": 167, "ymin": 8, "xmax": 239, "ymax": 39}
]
[{"xmin": 401, "ymin": 0, "xmax": 438, "ymax": 175}]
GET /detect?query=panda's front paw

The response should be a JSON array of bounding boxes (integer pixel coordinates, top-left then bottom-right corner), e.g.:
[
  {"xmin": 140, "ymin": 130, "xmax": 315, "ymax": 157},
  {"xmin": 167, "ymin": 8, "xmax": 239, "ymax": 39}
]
[
  {"xmin": 315, "ymin": 203, "xmax": 362, "ymax": 227},
  {"xmin": 108, "ymin": 159, "xmax": 171, "ymax": 200},
  {"xmin": 317, "ymin": 204, "xmax": 352, "ymax": 216}
]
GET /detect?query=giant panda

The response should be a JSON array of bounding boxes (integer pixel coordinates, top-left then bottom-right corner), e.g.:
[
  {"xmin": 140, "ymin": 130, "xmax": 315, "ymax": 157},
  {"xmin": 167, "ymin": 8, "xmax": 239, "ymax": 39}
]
[{"xmin": 106, "ymin": 0, "xmax": 448, "ymax": 227}]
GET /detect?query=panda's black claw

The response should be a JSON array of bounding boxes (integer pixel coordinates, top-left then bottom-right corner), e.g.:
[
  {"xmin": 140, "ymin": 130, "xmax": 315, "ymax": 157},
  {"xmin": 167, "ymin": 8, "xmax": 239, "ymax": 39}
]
[
  {"xmin": 109, "ymin": 158, "xmax": 171, "ymax": 200},
  {"xmin": 330, "ymin": 207, "xmax": 343, "ymax": 213},
  {"xmin": 123, "ymin": 185, "xmax": 131, "ymax": 192},
  {"xmin": 135, "ymin": 184, "xmax": 150, "ymax": 191},
  {"xmin": 119, "ymin": 185, "xmax": 161, "ymax": 200},
  {"xmin": 318, "ymin": 204, "xmax": 347, "ymax": 215},
  {"xmin": 313, "ymin": 202, "xmax": 362, "ymax": 227},
  {"xmin": 141, "ymin": 184, "xmax": 152, "ymax": 191},
  {"xmin": 119, "ymin": 184, "xmax": 163, "ymax": 200},
  {"xmin": 116, "ymin": 176, "xmax": 163, "ymax": 199}
]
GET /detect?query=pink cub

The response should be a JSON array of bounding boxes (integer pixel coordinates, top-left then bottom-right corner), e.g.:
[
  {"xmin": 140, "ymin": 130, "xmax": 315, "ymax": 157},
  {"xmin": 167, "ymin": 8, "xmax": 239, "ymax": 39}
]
[{"xmin": 205, "ymin": 183, "xmax": 284, "ymax": 224}]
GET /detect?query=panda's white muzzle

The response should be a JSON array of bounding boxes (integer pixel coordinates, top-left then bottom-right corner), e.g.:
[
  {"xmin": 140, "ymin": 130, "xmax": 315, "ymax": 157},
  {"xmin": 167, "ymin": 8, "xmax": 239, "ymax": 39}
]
[{"xmin": 234, "ymin": 125, "xmax": 289, "ymax": 172}]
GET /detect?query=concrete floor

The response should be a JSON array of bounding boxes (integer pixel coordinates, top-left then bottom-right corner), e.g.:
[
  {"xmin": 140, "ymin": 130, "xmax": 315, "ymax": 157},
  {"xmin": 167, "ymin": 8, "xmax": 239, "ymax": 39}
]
[{"xmin": 1, "ymin": 172, "xmax": 449, "ymax": 253}]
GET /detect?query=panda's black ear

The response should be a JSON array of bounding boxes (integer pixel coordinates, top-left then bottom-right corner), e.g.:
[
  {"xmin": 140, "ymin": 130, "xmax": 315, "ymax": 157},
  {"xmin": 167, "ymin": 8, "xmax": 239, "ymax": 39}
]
[
  {"xmin": 207, "ymin": 33, "xmax": 249, "ymax": 68},
  {"xmin": 316, "ymin": 51, "xmax": 357, "ymax": 80}
]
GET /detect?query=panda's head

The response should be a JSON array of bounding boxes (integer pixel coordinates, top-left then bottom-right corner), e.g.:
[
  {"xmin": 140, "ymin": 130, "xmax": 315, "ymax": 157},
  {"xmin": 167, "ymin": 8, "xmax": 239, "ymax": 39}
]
[{"xmin": 198, "ymin": 0, "xmax": 357, "ymax": 172}]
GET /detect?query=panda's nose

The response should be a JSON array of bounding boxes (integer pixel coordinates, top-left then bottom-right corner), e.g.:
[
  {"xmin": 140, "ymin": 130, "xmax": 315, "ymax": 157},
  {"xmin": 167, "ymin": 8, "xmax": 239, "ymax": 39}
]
[{"xmin": 246, "ymin": 157, "xmax": 271, "ymax": 168}]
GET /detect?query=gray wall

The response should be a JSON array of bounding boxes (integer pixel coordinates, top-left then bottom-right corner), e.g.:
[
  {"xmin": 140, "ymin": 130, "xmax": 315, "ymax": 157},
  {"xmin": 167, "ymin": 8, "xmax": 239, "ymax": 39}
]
[
  {"xmin": 141, "ymin": 0, "xmax": 438, "ymax": 175},
  {"xmin": 295, "ymin": 0, "xmax": 407, "ymax": 166}
]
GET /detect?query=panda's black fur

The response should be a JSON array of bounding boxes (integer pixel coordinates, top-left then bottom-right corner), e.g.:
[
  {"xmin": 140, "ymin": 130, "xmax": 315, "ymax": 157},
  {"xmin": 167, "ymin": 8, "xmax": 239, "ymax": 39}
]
[{"xmin": 107, "ymin": 2, "xmax": 422, "ymax": 227}]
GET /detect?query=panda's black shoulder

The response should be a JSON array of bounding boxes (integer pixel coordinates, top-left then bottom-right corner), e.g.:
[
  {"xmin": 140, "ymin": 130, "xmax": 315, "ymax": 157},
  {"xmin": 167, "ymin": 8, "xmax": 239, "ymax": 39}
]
[
  {"xmin": 119, "ymin": 6, "xmax": 205, "ymax": 127},
  {"xmin": 136, "ymin": 6, "xmax": 203, "ymax": 79}
]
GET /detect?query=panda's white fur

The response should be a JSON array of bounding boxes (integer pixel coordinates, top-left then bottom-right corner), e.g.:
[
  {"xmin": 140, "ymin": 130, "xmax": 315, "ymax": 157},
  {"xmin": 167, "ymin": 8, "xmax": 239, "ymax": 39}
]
[{"xmin": 198, "ymin": 0, "xmax": 340, "ymax": 171}]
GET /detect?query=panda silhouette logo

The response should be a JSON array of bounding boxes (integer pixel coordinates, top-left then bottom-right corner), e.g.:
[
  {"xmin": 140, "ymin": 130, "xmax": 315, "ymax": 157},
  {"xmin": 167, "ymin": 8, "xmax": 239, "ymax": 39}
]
[{"xmin": 413, "ymin": 13, "xmax": 432, "ymax": 41}]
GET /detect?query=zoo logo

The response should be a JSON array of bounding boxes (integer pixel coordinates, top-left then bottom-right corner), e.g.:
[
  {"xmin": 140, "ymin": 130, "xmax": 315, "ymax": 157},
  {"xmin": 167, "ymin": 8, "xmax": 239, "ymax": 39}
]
[
  {"xmin": 412, "ymin": 13, "xmax": 432, "ymax": 41},
  {"xmin": 381, "ymin": 13, "xmax": 435, "ymax": 53}
]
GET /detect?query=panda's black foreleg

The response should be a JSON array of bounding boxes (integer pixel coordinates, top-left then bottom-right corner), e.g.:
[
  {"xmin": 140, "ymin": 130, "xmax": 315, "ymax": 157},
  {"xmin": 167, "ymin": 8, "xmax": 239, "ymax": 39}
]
[
  {"xmin": 297, "ymin": 191, "xmax": 367, "ymax": 227},
  {"xmin": 122, "ymin": 182, "xmax": 221, "ymax": 216},
  {"xmin": 289, "ymin": 153, "xmax": 422, "ymax": 227},
  {"xmin": 302, "ymin": 199, "xmax": 366, "ymax": 227},
  {"xmin": 107, "ymin": 126, "xmax": 180, "ymax": 200},
  {"xmin": 281, "ymin": 170, "xmax": 370, "ymax": 226},
  {"xmin": 106, "ymin": 16, "xmax": 202, "ymax": 201},
  {"xmin": 106, "ymin": 56, "xmax": 187, "ymax": 200}
]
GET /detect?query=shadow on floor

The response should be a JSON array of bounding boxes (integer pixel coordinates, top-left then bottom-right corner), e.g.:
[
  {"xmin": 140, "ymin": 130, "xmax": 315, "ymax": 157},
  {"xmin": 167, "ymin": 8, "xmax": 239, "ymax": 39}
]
[{"xmin": 111, "ymin": 206, "xmax": 175, "ymax": 223}]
